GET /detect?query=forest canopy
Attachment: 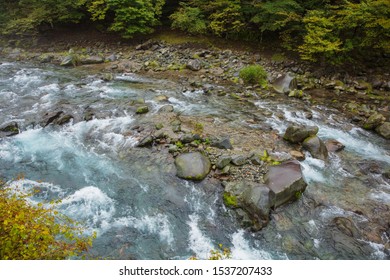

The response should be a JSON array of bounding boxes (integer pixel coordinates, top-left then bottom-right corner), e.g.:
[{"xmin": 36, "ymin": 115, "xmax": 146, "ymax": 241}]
[{"xmin": 0, "ymin": 0, "xmax": 389, "ymax": 63}]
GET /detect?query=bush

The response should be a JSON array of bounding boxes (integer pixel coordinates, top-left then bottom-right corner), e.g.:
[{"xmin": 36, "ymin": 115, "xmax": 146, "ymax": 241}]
[
  {"xmin": 170, "ymin": 5, "xmax": 207, "ymax": 35},
  {"xmin": 0, "ymin": 181, "xmax": 94, "ymax": 259},
  {"xmin": 239, "ymin": 65, "xmax": 268, "ymax": 86}
]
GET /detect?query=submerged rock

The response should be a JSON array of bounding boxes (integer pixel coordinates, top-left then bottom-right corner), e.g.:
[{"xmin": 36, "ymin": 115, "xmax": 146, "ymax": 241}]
[
  {"xmin": 283, "ymin": 125, "xmax": 319, "ymax": 143},
  {"xmin": 0, "ymin": 121, "xmax": 19, "ymax": 138},
  {"xmin": 265, "ymin": 160, "xmax": 307, "ymax": 208},
  {"xmin": 175, "ymin": 152, "xmax": 211, "ymax": 181},
  {"xmin": 303, "ymin": 135, "xmax": 329, "ymax": 160}
]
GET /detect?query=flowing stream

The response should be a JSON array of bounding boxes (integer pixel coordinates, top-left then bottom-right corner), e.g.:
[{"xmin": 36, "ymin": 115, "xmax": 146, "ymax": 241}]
[{"xmin": 0, "ymin": 61, "xmax": 389, "ymax": 259}]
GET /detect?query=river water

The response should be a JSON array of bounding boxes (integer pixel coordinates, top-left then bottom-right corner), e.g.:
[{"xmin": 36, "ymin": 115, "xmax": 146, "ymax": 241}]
[{"xmin": 0, "ymin": 61, "xmax": 389, "ymax": 259}]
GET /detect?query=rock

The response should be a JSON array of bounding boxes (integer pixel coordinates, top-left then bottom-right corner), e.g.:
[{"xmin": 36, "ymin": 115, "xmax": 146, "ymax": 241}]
[
  {"xmin": 283, "ymin": 125, "xmax": 319, "ymax": 143},
  {"xmin": 326, "ymin": 139, "xmax": 345, "ymax": 152},
  {"xmin": 136, "ymin": 106, "xmax": 149, "ymax": 114},
  {"xmin": 186, "ymin": 59, "xmax": 202, "ymax": 71},
  {"xmin": 211, "ymin": 136, "xmax": 233, "ymax": 149},
  {"xmin": 363, "ymin": 113, "xmax": 385, "ymax": 130},
  {"xmin": 375, "ymin": 122, "xmax": 390, "ymax": 139},
  {"xmin": 80, "ymin": 55, "xmax": 104, "ymax": 65},
  {"xmin": 158, "ymin": 105, "xmax": 174, "ymax": 113},
  {"xmin": 302, "ymin": 135, "xmax": 329, "ymax": 160},
  {"xmin": 175, "ymin": 152, "xmax": 211, "ymax": 181},
  {"xmin": 136, "ymin": 39, "xmax": 160, "ymax": 51},
  {"xmin": 289, "ymin": 150, "xmax": 305, "ymax": 160},
  {"xmin": 180, "ymin": 133, "xmax": 200, "ymax": 144},
  {"xmin": 54, "ymin": 114, "xmax": 73, "ymax": 125},
  {"xmin": 41, "ymin": 111, "xmax": 63, "ymax": 127},
  {"xmin": 130, "ymin": 98, "xmax": 145, "ymax": 105},
  {"xmin": 137, "ymin": 135, "xmax": 153, "ymax": 147},
  {"xmin": 171, "ymin": 120, "xmax": 181, "ymax": 133},
  {"xmin": 106, "ymin": 54, "xmax": 117, "ymax": 62},
  {"xmin": 265, "ymin": 160, "xmax": 307, "ymax": 208},
  {"xmin": 0, "ymin": 121, "xmax": 19, "ymax": 137},
  {"xmin": 83, "ymin": 109, "xmax": 94, "ymax": 121},
  {"xmin": 231, "ymin": 155, "xmax": 247, "ymax": 166},
  {"xmin": 40, "ymin": 54, "xmax": 53, "ymax": 63},
  {"xmin": 333, "ymin": 217, "xmax": 360, "ymax": 238},
  {"xmin": 102, "ymin": 73, "xmax": 114, "ymax": 81},
  {"xmin": 168, "ymin": 144, "xmax": 179, "ymax": 153},
  {"xmin": 224, "ymin": 181, "xmax": 271, "ymax": 230},
  {"xmin": 216, "ymin": 156, "xmax": 232, "ymax": 169},
  {"xmin": 154, "ymin": 95, "xmax": 169, "ymax": 102},
  {"xmin": 272, "ymin": 73, "xmax": 297, "ymax": 94},
  {"xmin": 60, "ymin": 55, "xmax": 79, "ymax": 67}
]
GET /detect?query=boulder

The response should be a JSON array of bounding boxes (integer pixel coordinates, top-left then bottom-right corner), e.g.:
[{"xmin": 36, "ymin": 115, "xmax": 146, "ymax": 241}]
[
  {"xmin": 302, "ymin": 135, "xmax": 329, "ymax": 160},
  {"xmin": 175, "ymin": 152, "xmax": 211, "ymax": 181},
  {"xmin": 211, "ymin": 136, "xmax": 233, "ymax": 149},
  {"xmin": 136, "ymin": 106, "xmax": 149, "ymax": 114},
  {"xmin": 375, "ymin": 122, "xmax": 390, "ymax": 139},
  {"xmin": 290, "ymin": 150, "xmax": 305, "ymax": 160},
  {"xmin": 0, "ymin": 121, "xmax": 19, "ymax": 138},
  {"xmin": 41, "ymin": 111, "xmax": 63, "ymax": 127},
  {"xmin": 231, "ymin": 155, "xmax": 247, "ymax": 166},
  {"xmin": 325, "ymin": 139, "xmax": 345, "ymax": 152},
  {"xmin": 180, "ymin": 133, "xmax": 200, "ymax": 144},
  {"xmin": 216, "ymin": 155, "xmax": 232, "ymax": 170},
  {"xmin": 137, "ymin": 135, "xmax": 153, "ymax": 147},
  {"xmin": 283, "ymin": 125, "xmax": 319, "ymax": 143},
  {"xmin": 272, "ymin": 73, "xmax": 297, "ymax": 94},
  {"xmin": 265, "ymin": 160, "xmax": 307, "ymax": 208},
  {"xmin": 54, "ymin": 114, "xmax": 73, "ymax": 125},
  {"xmin": 158, "ymin": 105, "xmax": 174, "ymax": 113},
  {"xmin": 80, "ymin": 55, "xmax": 104, "ymax": 65},
  {"xmin": 60, "ymin": 55, "xmax": 79, "ymax": 67},
  {"xmin": 223, "ymin": 181, "xmax": 271, "ymax": 230},
  {"xmin": 186, "ymin": 59, "xmax": 202, "ymax": 71},
  {"xmin": 363, "ymin": 113, "xmax": 385, "ymax": 130}
]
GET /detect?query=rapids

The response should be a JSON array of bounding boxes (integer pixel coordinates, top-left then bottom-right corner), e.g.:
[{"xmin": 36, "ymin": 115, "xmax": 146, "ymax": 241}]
[{"xmin": 0, "ymin": 61, "xmax": 389, "ymax": 259}]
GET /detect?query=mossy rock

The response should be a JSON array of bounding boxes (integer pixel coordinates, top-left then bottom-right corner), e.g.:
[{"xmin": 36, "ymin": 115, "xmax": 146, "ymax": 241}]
[
  {"xmin": 136, "ymin": 106, "xmax": 149, "ymax": 114},
  {"xmin": 175, "ymin": 152, "xmax": 211, "ymax": 181}
]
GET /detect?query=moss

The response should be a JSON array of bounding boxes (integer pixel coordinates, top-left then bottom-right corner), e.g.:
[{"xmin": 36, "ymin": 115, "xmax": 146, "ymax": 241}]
[
  {"xmin": 271, "ymin": 53, "xmax": 286, "ymax": 63},
  {"xmin": 223, "ymin": 192, "xmax": 238, "ymax": 208}
]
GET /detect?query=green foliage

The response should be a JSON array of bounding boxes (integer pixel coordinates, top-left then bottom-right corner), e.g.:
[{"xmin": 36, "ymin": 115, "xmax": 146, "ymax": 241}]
[
  {"xmin": 170, "ymin": 4, "xmax": 207, "ymax": 34},
  {"xmin": 0, "ymin": 181, "xmax": 94, "ymax": 260},
  {"xmin": 175, "ymin": 141, "xmax": 184, "ymax": 149},
  {"xmin": 239, "ymin": 65, "xmax": 267, "ymax": 86},
  {"xmin": 208, "ymin": 244, "xmax": 232, "ymax": 260},
  {"xmin": 223, "ymin": 192, "xmax": 238, "ymax": 208}
]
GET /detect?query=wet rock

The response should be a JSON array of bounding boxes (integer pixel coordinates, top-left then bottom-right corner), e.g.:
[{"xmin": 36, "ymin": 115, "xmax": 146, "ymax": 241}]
[
  {"xmin": 130, "ymin": 98, "xmax": 145, "ymax": 105},
  {"xmin": 40, "ymin": 54, "xmax": 54, "ymax": 63},
  {"xmin": 158, "ymin": 105, "xmax": 174, "ymax": 113},
  {"xmin": 180, "ymin": 133, "xmax": 201, "ymax": 144},
  {"xmin": 0, "ymin": 121, "xmax": 19, "ymax": 137},
  {"xmin": 80, "ymin": 55, "xmax": 104, "ymax": 65},
  {"xmin": 186, "ymin": 59, "xmax": 202, "ymax": 71},
  {"xmin": 154, "ymin": 95, "xmax": 169, "ymax": 102},
  {"xmin": 363, "ymin": 113, "xmax": 385, "ymax": 130},
  {"xmin": 54, "ymin": 114, "xmax": 73, "ymax": 125},
  {"xmin": 41, "ymin": 111, "xmax": 63, "ymax": 127},
  {"xmin": 170, "ymin": 120, "xmax": 181, "ymax": 133},
  {"xmin": 272, "ymin": 73, "xmax": 297, "ymax": 94},
  {"xmin": 106, "ymin": 54, "xmax": 117, "ymax": 62},
  {"xmin": 302, "ymin": 135, "xmax": 329, "ymax": 160},
  {"xmin": 136, "ymin": 106, "xmax": 149, "ymax": 114},
  {"xmin": 224, "ymin": 181, "xmax": 271, "ymax": 230},
  {"xmin": 326, "ymin": 139, "xmax": 345, "ymax": 152},
  {"xmin": 175, "ymin": 152, "xmax": 211, "ymax": 181},
  {"xmin": 375, "ymin": 122, "xmax": 390, "ymax": 139},
  {"xmin": 265, "ymin": 160, "xmax": 307, "ymax": 208},
  {"xmin": 333, "ymin": 217, "xmax": 360, "ymax": 238},
  {"xmin": 137, "ymin": 135, "xmax": 153, "ymax": 147},
  {"xmin": 283, "ymin": 125, "xmax": 319, "ymax": 143},
  {"xmin": 211, "ymin": 136, "xmax": 233, "ymax": 149},
  {"xmin": 60, "ymin": 55, "xmax": 79, "ymax": 67},
  {"xmin": 216, "ymin": 155, "xmax": 232, "ymax": 170},
  {"xmin": 290, "ymin": 150, "xmax": 305, "ymax": 160},
  {"xmin": 83, "ymin": 109, "xmax": 94, "ymax": 121}
]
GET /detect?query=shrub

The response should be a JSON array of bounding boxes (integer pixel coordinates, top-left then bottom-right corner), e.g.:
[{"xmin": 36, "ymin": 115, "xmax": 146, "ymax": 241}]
[
  {"xmin": 0, "ymin": 181, "xmax": 94, "ymax": 259},
  {"xmin": 239, "ymin": 65, "xmax": 268, "ymax": 86},
  {"xmin": 170, "ymin": 5, "xmax": 207, "ymax": 35}
]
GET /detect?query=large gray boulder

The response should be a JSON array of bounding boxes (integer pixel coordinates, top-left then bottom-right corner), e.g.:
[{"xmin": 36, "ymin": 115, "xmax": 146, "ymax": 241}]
[
  {"xmin": 0, "ymin": 121, "xmax": 19, "ymax": 138},
  {"xmin": 265, "ymin": 160, "xmax": 307, "ymax": 208},
  {"xmin": 175, "ymin": 152, "xmax": 211, "ymax": 181},
  {"xmin": 363, "ymin": 113, "xmax": 385, "ymax": 130},
  {"xmin": 223, "ymin": 181, "xmax": 271, "ymax": 230},
  {"xmin": 283, "ymin": 125, "xmax": 319, "ymax": 143},
  {"xmin": 303, "ymin": 135, "xmax": 329, "ymax": 160},
  {"xmin": 272, "ymin": 73, "xmax": 297, "ymax": 94},
  {"xmin": 375, "ymin": 122, "xmax": 390, "ymax": 139}
]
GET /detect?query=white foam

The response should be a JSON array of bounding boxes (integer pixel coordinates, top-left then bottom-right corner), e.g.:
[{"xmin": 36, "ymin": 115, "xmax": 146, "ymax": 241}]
[
  {"xmin": 187, "ymin": 214, "xmax": 214, "ymax": 259},
  {"xmin": 370, "ymin": 191, "xmax": 390, "ymax": 204},
  {"xmin": 230, "ymin": 230, "xmax": 272, "ymax": 260}
]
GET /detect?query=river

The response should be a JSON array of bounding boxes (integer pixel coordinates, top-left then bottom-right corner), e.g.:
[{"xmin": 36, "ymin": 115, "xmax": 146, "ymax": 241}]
[{"xmin": 0, "ymin": 61, "xmax": 389, "ymax": 259}]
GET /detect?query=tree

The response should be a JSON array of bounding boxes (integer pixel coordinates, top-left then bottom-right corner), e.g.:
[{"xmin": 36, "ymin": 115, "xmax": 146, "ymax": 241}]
[{"xmin": 0, "ymin": 181, "xmax": 94, "ymax": 260}]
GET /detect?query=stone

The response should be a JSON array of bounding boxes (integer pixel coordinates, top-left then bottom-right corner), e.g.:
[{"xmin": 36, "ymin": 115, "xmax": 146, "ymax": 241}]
[
  {"xmin": 136, "ymin": 106, "xmax": 149, "ymax": 114},
  {"xmin": 0, "ymin": 121, "xmax": 19, "ymax": 138},
  {"xmin": 137, "ymin": 135, "xmax": 153, "ymax": 147},
  {"xmin": 158, "ymin": 105, "xmax": 174, "ymax": 113},
  {"xmin": 375, "ymin": 122, "xmax": 390, "ymax": 139},
  {"xmin": 231, "ymin": 155, "xmax": 247, "ymax": 166},
  {"xmin": 211, "ymin": 136, "xmax": 233, "ymax": 149},
  {"xmin": 289, "ymin": 150, "xmax": 305, "ymax": 160},
  {"xmin": 302, "ymin": 135, "xmax": 329, "ymax": 160},
  {"xmin": 224, "ymin": 181, "xmax": 271, "ymax": 230},
  {"xmin": 154, "ymin": 95, "xmax": 169, "ymax": 102},
  {"xmin": 136, "ymin": 39, "xmax": 160, "ymax": 51},
  {"xmin": 186, "ymin": 59, "xmax": 202, "ymax": 71},
  {"xmin": 283, "ymin": 125, "xmax": 319, "ymax": 143},
  {"xmin": 216, "ymin": 155, "xmax": 232, "ymax": 169},
  {"xmin": 41, "ymin": 111, "xmax": 63, "ymax": 127},
  {"xmin": 60, "ymin": 55, "xmax": 78, "ymax": 67},
  {"xmin": 326, "ymin": 139, "xmax": 345, "ymax": 152},
  {"xmin": 272, "ymin": 73, "xmax": 297, "ymax": 94},
  {"xmin": 175, "ymin": 152, "xmax": 211, "ymax": 181},
  {"xmin": 363, "ymin": 113, "xmax": 385, "ymax": 130},
  {"xmin": 265, "ymin": 160, "xmax": 307, "ymax": 208},
  {"xmin": 106, "ymin": 54, "xmax": 117, "ymax": 62},
  {"xmin": 180, "ymin": 133, "xmax": 200, "ymax": 144},
  {"xmin": 80, "ymin": 55, "xmax": 104, "ymax": 65},
  {"xmin": 54, "ymin": 114, "xmax": 73, "ymax": 125}
]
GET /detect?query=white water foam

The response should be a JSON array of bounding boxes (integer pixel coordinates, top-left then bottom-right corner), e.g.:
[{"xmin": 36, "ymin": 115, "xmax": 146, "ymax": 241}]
[
  {"xmin": 187, "ymin": 214, "xmax": 214, "ymax": 259},
  {"xmin": 230, "ymin": 230, "xmax": 273, "ymax": 260}
]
